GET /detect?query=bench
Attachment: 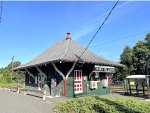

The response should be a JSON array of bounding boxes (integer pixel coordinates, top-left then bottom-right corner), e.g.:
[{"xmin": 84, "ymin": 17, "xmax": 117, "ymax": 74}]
[
  {"xmin": 6, "ymin": 87, "xmax": 20, "ymax": 93},
  {"xmin": 21, "ymin": 87, "xmax": 47, "ymax": 100},
  {"xmin": 6, "ymin": 85, "xmax": 47, "ymax": 100}
]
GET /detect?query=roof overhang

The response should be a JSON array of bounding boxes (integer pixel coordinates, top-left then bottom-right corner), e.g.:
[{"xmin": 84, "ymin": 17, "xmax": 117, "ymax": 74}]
[
  {"xmin": 12, "ymin": 59, "xmax": 125, "ymax": 71},
  {"xmin": 126, "ymin": 75, "xmax": 150, "ymax": 79}
]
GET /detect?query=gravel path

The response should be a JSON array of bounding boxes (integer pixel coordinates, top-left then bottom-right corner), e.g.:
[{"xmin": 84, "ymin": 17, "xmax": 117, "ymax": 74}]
[{"xmin": 0, "ymin": 89, "xmax": 69, "ymax": 113}]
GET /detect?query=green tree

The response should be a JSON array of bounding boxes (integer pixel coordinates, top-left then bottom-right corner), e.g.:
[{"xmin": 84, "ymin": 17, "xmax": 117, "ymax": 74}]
[
  {"xmin": 7, "ymin": 61, "xmax": 21, "ymax": 70},
  {"xmin": 113, "ymin": 67, "xmax": 128, "ymax": 81},
  {"xmin": 114, "ymin": 46, "xmax": 133, "ymax": 80},
  {"xmin": 0, "ymin": 67, "xmax": 3, "ymax": 73},
  {"xmin": 131, "ymin": 41, "xmax": 149, "ymax": 74},
  {"xmin": 114, "ymin": 33, "xmax": 150, "ymax": 80},
  {"xmin": 120, "ymin": 46, "xmax": 133, "ymax": 75},
  {"xmin": 145, "ymin": 33, "xmax": 150, "ymax": 44},
  {"xmin": 0, "ymin": 61, "xmax": 24, "ymax": 87},
  {"xmin": 145, "ymin": 33, "xmax": 150, "ymax": 74}
]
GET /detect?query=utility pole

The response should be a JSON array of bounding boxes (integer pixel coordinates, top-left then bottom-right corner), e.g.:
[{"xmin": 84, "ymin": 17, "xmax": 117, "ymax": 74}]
[{"xmin": 11, "ymin": 56, "xmax": 14, "ymax": 82}]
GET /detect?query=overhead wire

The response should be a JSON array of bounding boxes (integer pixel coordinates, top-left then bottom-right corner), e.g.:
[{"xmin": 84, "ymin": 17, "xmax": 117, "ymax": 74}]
[
  {"xmin": 78, "ymin": 0, "xmax": 119, "ymax": 59},
  {"xmin": 90, "ymin": 31, "xmax": 150, "ymax": 48},
  {"xmin": 88, "ymin": 31, "xmax": 150, "ymax": 62}
]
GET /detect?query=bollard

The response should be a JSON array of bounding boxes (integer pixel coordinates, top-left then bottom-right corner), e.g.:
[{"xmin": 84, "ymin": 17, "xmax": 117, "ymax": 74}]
[
  {"xmin": 8, "ymin": 88, "xmax": 11, "ymax": 92},
  {"xmin": 43, "ymin": 94, "xmax": 46, "ymax": 100},
  {"xmin": 43, "ymin": 90, "xmax": 46, "ymax": 100},
  {"xmin": 24, "ymin": 91, "xmax": 27, "ymax": 95},
  {"xmin": 17, "ymin": 89, "xmax": 20, "ymax": 93},
  {"xmin": 5, "ymin": 87, "xmax": 8, "ymax": 91}
]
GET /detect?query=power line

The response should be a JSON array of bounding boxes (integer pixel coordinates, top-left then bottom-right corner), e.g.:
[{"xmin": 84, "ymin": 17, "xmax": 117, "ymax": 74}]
[
  {"xmin": 90, "ymin": 31, "xmax": 150, "ymax": 48},
  {"xmin": 89, "ymin": 31, "xmax": 150, "ymax": 60},
  {"xmin": 0, "ymin": 1, "xmax": 3, "ymax": 24},
  {"xmin": 78, "ymin": 0, "xmax": 119, "ymax": 59}
]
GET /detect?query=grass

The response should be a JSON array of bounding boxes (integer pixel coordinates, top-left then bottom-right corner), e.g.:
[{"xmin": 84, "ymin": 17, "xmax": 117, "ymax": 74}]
[
  {"xmin": 54, "ymin": 96, "xmax": 150, "ymax": 113},
  {"xmin": 0, "ymin": 82, "xmax": 24, "ymax": 88}
]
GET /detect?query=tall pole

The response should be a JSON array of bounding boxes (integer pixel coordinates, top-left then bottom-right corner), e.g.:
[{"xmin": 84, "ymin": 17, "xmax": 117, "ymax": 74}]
[
  {"xmin": 146, "ymin": 77, "xmax": 149, "ymax": 99},
  {"xmin": 11, "ymin": 56, "xmax": 14, "ymax": 82}
]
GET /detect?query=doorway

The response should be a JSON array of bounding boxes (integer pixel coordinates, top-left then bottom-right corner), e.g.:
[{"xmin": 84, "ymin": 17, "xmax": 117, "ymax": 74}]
[{"xmin": 74, "ymin": 70, "xmax": 83, "ymax": 94}]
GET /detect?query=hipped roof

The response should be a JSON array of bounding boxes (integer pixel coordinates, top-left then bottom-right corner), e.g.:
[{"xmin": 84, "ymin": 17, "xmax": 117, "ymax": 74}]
[{"xmin": 13, "ymin": 34, "xmax": 125, "ymax": 70}]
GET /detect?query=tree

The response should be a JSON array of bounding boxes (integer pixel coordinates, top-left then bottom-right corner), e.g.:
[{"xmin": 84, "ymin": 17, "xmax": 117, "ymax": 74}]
[
  {"xmin": 145, "ymin": 33, "xmax": 150, "ymax": 44},
  {"xmin": 132, "ymin": 41, "xmax": 149, "ymax": 74},
  {"xmin": 114, "ymin": 46, "xmax": 134, "ymax": 80},
  {"xmin": 145, "ymin": 33, "xmax": 150, "ymax": 74},
  {"xmin": 0, "ymin": 67, "xmax": 3, "ymax": 74},
  {"xmin": 114, "ymin": 33, "xmax": 150, "ymax": 80},
  {"xmin": 7, "ymin": 61, "xmax": 21, "ymax": 70},
  {"xmin": 120, "ymin": 46, "xmax": 133, "ymax": 73},
  {"xmin": 113, "ymin": 67, "xmax": 129, "ymax": 81},
  {"xmin": 0, "ymin": 61, "xmax": 24, "ymax": 85}
]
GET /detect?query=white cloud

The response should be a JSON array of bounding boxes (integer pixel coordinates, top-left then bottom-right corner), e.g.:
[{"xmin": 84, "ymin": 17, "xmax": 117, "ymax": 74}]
[{"xmin": 72, "ymin": 1, "xmax": 132, "ymax": 40}]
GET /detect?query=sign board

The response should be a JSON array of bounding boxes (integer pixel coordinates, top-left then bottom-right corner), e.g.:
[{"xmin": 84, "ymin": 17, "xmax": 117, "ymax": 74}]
[
  {"xmin": 90, "ymin": 81, "xmax": 98, "ymax": 89},
  {"xmin": 93, "ymin": 65, "xmax": 115, "ymax": 73},
  {"xmin": 130, "ymin": 81, "xmax": 135, "ymax": 85}
]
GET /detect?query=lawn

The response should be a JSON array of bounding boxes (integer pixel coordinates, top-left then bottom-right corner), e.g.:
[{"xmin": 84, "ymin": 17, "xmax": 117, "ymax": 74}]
[{"xmin": 54, "ymin": 96, "xmax": 150, "ymax": 113}]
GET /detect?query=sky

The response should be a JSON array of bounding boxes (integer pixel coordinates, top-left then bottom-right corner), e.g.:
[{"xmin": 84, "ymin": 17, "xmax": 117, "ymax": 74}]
[{"xmin": 0, "ymin": 1, "xmax": 150, "ymax": 68}]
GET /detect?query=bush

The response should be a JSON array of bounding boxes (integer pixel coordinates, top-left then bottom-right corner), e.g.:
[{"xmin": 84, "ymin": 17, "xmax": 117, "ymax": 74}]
[
  {"xmin": 54, "ymin": 96, "xmax": 150, "ymax": 113},
  {"xmin": 0, "ymin": 82, "xmax": 23, "ymax": 88}
]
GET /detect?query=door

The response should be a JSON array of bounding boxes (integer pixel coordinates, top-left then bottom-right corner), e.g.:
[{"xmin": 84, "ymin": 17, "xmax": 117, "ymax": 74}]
[{"xmin": 74, "ymin": 70, "xmax": 83, "ymax": 94}]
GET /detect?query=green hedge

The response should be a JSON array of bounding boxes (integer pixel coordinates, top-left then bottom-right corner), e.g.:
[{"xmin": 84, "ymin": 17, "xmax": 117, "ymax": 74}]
[{"xmin": 54, "ymin": 96, "xmax": 150, "ymax": 113}]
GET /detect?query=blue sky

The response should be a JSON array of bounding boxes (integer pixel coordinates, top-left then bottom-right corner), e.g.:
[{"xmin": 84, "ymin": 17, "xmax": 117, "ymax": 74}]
[{"xmin": 0, "ymin": 1, "xmax": 150, "ymax": 68}]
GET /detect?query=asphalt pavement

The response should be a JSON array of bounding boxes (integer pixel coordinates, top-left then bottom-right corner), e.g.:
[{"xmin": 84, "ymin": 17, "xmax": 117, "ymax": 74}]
[{"xmin": 0, "ymin": 88, "xmax": 69, "ymax": 113}]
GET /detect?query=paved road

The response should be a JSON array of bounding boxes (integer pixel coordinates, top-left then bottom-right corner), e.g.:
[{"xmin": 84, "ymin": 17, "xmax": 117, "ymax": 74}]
[{"xmin": 0, "ymin": 89, "xmax": 69, "ymax": 113}]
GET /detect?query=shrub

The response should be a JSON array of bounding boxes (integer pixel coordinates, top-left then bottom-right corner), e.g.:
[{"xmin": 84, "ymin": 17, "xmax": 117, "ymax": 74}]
[{"xmin": 54, "ymin": 96, "xmax": 150, "ymax": 113}]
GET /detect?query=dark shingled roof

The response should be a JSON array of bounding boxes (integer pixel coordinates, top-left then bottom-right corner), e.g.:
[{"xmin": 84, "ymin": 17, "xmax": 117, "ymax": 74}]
[{"xmin": 13, "ymin": 34, "xmax": 125, "ymax": 70}]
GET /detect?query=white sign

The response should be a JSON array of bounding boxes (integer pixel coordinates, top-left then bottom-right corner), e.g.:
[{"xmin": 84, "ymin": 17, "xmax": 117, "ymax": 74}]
[{"xmin": 93, "ymin": 65, "xmax": 115, "ymax": 73}]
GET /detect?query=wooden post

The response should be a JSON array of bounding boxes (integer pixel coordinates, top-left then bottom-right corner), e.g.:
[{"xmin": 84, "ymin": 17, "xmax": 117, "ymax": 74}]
[
  {"xmin": 86, "ymin": 84, "xmax": 88, "ymax": 96},
  {"xmin": 136, "ymin": 85, "xmax": 138, "ymax": 97},
  {"xmin": 35, "ymin": 66, "xmax": 47, "ymax": 79},
  {"xmin": 146, "ymin": 77, "xmax": 149, "ymax": 99},
  {"xmin": 142, "ymin": 82, "xmax": 145, "ymax": 96},
  {"xmin": 126, "ymin": 79, "xmax": 129, "ymax": 94},
  {"xmin": 25, "ymin": 68, "xmax": 34, "ymax": 79},
  {"xmin": 128, "ymin": 79, "xmax": 131, "ymax": 95},
  {"xmin": 52, "ymin": 62, "xmax": 76, "ymax": 96},
  {"xmin": 64, "ymin": 77, "xmax": 67, "ymax": 96},
  {"xmin": 124, "ymin": 79, "xmax": 128, "ymax": 95}
]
